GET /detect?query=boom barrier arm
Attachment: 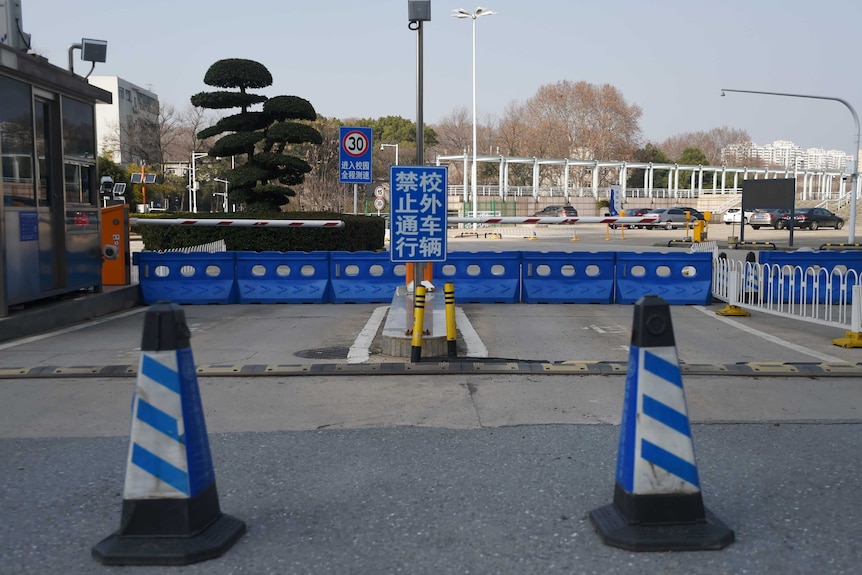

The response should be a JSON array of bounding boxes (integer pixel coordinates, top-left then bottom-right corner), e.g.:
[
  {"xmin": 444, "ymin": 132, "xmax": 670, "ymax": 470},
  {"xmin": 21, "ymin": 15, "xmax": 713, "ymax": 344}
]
[
  {"xmin": 130, "ymin": 218, "xmax": 345, "ymax": 228},
  {"xmin": 448, "ymin": 216, "xmax": 659, "ymax": 225}
]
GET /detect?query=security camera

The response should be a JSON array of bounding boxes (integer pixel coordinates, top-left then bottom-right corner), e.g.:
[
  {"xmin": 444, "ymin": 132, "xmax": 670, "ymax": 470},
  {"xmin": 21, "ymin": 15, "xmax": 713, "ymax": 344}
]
[{"xmin": 103, "ymin": 244, "xmax": 119, "ymax": 260}]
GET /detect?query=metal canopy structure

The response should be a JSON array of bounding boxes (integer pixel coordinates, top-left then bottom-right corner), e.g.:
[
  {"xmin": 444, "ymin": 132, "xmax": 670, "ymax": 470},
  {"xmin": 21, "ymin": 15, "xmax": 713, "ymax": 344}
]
[{"xmin": 435, "ymin": 153, "xmax": 849, "ymax": 202}]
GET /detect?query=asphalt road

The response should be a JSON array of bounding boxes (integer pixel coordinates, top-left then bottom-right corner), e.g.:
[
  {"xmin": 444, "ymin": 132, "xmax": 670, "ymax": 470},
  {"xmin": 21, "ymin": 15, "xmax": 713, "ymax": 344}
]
[{"xmin": 0, "ymin": 223, "xmax": 860, "ymax": 574}]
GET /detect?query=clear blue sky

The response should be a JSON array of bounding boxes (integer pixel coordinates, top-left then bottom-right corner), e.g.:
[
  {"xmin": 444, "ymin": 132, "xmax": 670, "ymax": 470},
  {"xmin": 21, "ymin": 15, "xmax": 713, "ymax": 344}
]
[{"xmin": 22, "ymin": 0, "xmax": 862, "ymax": 155}]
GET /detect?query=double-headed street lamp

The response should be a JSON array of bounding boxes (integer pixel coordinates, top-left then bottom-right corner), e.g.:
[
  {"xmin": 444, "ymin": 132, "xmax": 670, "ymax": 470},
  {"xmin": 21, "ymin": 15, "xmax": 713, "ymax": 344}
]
[
  {"xmin": 453, "ymin": 7, "xmax": 496, "ymax": 229},
  {"xmin": 380, "ymin": 143, "xmax": 399, "ymax": 165},
  {"xmin": 721, "ymin": 88, "xmax": 860, "ymax": 243},
  {"xmin": 189, "ymin": 152, "xmax": 208, "ymax": 213}
]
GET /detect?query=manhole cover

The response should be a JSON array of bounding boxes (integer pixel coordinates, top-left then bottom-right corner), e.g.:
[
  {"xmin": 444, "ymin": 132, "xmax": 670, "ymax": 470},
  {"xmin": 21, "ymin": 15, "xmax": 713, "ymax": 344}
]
[{"xmin": 295, "ymin": 346, "xmax": 350, "ymax": 359}]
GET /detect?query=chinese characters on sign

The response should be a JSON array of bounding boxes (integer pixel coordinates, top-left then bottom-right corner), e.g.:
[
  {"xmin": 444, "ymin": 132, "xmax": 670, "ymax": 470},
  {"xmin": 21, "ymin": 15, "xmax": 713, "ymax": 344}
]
[
  {"xmin": 338, "ymin": 126, "xmax": 373, "ymax": 184},
  {"xmin": 390, "ymin": 166, "xmax": 448, "ymax": 263}
]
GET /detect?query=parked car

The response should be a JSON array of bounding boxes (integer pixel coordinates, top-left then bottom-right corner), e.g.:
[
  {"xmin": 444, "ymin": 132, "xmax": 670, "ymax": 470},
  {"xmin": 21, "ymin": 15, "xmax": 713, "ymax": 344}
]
[
  {"xmin": 723, "ymin": 207, "xmax": 754, "ymax": 224},
  {"xmin": 776, "ymin": 207, "xmax": 844, "ymax": 230},
  {"xmin": 749, "ymin": 208, "xmax": 791, "ymax": 229},
  {"xmin": 610, "ymin": 207, "xmax": 651, "ymax": 229},
  {"xmin": 533, "ymin": 205, "xmax": 578, "ymax": 218},
  {"xmin": 642, "ymin": 208, "xmax": 694, "ymax": 230},
  {"xmin": 670, "ymin": 206, "xmax": 706, "ymax": 220}
]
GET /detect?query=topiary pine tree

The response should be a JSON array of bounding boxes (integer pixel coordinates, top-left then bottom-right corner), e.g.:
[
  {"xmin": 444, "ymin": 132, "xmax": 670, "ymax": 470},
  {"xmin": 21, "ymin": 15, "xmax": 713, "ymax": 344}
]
[{"xmin": 190, "ymin": 58, "xmax": 322, "ymax": 212}]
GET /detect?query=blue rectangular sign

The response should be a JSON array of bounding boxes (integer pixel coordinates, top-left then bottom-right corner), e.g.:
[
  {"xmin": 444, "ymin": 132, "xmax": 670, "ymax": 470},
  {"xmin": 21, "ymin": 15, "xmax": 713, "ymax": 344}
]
[
  {"xmin": 19, "ymin": 212, "xmax": 38, "ymax": 241},
  {"xmin": 390, "ymin": 165, "xmax": 448, "ymax": 263},
  {"xmin": 338, "ymin": 126, "xmax": 373, "ymax": 184}
]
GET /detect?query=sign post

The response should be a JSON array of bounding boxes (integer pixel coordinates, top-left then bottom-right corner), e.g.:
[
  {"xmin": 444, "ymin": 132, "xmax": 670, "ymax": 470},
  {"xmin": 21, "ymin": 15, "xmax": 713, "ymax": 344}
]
[{"xmin": 339, "ymin": 127, "xmax": 373, "ymax": 214}]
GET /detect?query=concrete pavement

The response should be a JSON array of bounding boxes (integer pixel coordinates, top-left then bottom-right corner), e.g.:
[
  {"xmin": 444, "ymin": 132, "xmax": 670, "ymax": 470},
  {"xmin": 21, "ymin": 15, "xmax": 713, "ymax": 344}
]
[{"xmin": 1, "ymin": 226, "xmax": 861, "ymax": 573}]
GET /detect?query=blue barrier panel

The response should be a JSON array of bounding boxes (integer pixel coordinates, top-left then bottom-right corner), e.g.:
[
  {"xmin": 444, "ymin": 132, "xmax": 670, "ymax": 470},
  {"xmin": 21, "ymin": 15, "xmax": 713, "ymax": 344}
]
[
  {"xmin": 330, "ymin": 252, "xmax": 406, "ymax": 303},
  {"xmin": 433, "ymin": 252, "xmax": 522, "ymax": 303},
  {"xmin": 137, "ymin": 252, "xmax": 237, "ymax": 305},
  {"xmin": 758, "ymin": 251, "xmax": 862, "ymax": 304},
  {"xmin": 614, "ymin": 252, "xmax": 712, "ymax": 305},
  {"xmin": 236, "ymin": 252, "xmax": 330, "ymax": 304},
  {"xmin": 522, "ymin": 251, "xmax": 615, "ymax": 303}
]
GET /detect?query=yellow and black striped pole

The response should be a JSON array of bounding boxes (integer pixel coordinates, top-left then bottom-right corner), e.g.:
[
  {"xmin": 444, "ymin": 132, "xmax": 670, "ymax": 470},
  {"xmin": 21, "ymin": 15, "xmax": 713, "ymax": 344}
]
[
  {"xmin": 410, "ymin": 285, "xmax": 427, "ymax": 363},
  {"xmin": 444, "ymin": 282, "xmax": 457, "ymax": 357}
]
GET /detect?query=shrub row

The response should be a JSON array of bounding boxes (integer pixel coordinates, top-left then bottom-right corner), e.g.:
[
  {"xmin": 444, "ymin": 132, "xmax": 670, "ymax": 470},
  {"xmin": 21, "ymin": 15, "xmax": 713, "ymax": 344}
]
[{"xmin": 133, "ymin": 211, "xmax": 386, "ymax": 252}]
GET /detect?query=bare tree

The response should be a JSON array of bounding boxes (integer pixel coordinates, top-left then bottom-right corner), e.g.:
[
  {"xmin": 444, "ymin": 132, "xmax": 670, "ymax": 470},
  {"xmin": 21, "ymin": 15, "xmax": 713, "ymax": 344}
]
[
  {"xmin": 660, "ymin": 126, "xmax": 751, "ymax": 165},
  {"xmin": 516, "ymin": 80, "xmax": 642, "ymax": 186},
  {"xmin": 433, "ymin": 106, "xmax": 471, "ymax": 156},
  {"xmin": 294, "ymin": 117, "xmax": 349, "ymax": 211}
]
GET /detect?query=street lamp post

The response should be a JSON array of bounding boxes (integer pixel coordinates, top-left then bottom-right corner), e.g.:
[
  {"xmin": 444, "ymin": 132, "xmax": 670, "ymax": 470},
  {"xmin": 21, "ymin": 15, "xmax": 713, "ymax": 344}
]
[
  {"xmin": 381, "ymin": 143, "xmax": 399, "ymax": 165},
  {"xmin": 721, "ymin": 88, "xmax": 860, "ymax": 243},
  {"xmin": 453, "ymin": 7, "xmax": 496, "ymax": 230},
  {"xmin": 190, "ymin": 152, "xmax": 208, "ymax": 213},
  {"xmin": 213, "ymin": 178, "xmax": 229, "ymax": 213}
]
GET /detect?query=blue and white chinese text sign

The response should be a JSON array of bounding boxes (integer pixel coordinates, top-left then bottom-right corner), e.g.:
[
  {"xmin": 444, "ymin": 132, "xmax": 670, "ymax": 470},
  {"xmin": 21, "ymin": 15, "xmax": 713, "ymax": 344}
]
[
  {"xmin": 338, "ymin": 126, "xmax": 373, "ymax": 184},
  {"xmin": 390, "ymin": 165, "xmax": 448, "ymax": 263}
]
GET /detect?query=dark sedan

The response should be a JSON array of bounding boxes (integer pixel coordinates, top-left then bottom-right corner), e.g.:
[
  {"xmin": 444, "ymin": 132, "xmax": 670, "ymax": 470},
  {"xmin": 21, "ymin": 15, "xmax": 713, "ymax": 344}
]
[{"xmin": 777, "ymin": 207, "xmax": 844, "ymax": 230}]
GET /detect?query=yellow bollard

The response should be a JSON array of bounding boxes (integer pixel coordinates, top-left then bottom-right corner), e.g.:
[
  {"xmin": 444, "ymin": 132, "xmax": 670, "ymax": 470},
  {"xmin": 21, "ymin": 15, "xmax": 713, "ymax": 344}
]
[
  {"xmin": 410, "ymin": 286, "xmax": 427, "ymax": 363},
  {"xmin": 444, "ymin": 282, "xmax": 457, "ymax": 357}
]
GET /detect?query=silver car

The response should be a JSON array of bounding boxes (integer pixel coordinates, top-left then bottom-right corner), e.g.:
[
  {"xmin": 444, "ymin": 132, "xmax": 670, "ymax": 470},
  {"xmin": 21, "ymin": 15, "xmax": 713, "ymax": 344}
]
[{"xmin": 749, "ymin": 208, "xmax": 790, "ymax": 229}]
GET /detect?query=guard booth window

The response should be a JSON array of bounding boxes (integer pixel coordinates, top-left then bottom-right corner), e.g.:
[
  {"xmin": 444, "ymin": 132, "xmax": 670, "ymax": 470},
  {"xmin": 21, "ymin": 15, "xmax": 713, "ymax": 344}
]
[
  {"xmin": 61, "ymin": 95, "xmax": 96, "ymax": 206},
  {"xmin": 0, "ymin": 74, "xmax": 36, "ymax": 207}
]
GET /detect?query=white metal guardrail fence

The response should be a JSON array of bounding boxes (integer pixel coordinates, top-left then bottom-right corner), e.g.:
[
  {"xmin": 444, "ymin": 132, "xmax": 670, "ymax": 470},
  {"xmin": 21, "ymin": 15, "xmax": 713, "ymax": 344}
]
[{"xmin": 712, "ymin": 256, "xmax": 862, "ymax": 333}]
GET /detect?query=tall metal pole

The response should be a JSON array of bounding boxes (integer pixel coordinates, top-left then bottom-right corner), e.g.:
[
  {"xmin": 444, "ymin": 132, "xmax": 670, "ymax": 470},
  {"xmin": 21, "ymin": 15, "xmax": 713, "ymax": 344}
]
[
  {"xmin": 722, "ymin": 88, "xmax": 860, "ymax": 243},
  {"xmin": 414, "ymin": 18, "xmax": 425, "ymax": 296},
  {"xmin": 470, "ymin": 16, "xmax": 478, "ymax": 230}
]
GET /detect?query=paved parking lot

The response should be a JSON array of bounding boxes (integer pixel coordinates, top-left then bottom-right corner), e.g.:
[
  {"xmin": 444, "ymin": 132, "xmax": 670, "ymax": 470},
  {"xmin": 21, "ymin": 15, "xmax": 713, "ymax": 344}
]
[{"xmin": 0, "ymin": 221, "xmax": 860, "ymax": 574}]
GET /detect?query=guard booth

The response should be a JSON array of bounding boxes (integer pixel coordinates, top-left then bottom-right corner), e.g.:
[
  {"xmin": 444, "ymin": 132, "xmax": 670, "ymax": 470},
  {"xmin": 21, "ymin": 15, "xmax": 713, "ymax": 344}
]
[{"xmin": 0, "ymin": 43, "xmax": 112, "ymax": 317}]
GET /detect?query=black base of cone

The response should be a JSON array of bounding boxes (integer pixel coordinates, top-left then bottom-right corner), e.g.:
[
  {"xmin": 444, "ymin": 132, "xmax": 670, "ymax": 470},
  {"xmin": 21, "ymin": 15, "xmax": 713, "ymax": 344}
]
[
  {"xmin": 589, "ymin": 504, "xmax": 734, "ymax": 552},
  {"xmin": 92, "ymin": 513, "xmax": 246, "ymax": 566}
]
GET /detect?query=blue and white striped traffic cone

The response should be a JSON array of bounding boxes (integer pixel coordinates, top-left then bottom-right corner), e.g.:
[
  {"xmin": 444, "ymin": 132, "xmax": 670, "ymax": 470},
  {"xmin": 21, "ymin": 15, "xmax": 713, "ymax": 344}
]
[
  {"xmin": 589, "ymin": 295, "xmax": 734, "ymax": 551},
  {"xmin": 93, "ymin": 301, "xmax": 245, "ymax": 565}
]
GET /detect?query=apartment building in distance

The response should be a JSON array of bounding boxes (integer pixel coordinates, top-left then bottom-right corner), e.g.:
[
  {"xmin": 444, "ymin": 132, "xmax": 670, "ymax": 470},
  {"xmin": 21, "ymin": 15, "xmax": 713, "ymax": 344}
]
[
  {"xmin": 88, "ymin": 76, "xmax": 160, "ymax": 167},
  {"xmin": 722, "ymin": 139, "xmax": 853, "ymax": 172}
]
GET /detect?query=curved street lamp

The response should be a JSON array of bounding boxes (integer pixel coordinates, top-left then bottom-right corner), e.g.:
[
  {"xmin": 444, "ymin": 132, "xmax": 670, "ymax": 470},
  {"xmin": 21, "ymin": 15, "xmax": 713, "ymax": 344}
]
[
  {"xmin": 721, "ymin": 88, "xmax": 860, "ymax": 243},
  {"xmin": 453, "ymin": 7, "xmax": 496, "ymax": 229}
]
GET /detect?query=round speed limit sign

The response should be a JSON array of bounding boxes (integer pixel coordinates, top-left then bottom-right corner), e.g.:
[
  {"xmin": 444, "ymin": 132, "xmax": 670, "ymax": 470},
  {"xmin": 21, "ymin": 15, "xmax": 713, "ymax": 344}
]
[
  {"xmin": 374, "ymin": 198, "xmax": 386, "ymax": 210},
  {"xmin": 341, "ymin": 130, "xmax": 369, "ymax": 157},
  {"xmin": 374, "ymin": 186, "xmax": 385, "ymax": 198}
]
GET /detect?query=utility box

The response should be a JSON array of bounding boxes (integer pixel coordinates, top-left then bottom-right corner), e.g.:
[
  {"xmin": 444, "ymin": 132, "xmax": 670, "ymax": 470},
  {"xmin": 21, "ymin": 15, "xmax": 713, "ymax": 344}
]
[
  {"xmin": 408, "ymin": 0, "xmax": 431, "ymax": 21},
  {"xmin": 101, "ymin": 204, "xmax": 130, "ymax": 286}
]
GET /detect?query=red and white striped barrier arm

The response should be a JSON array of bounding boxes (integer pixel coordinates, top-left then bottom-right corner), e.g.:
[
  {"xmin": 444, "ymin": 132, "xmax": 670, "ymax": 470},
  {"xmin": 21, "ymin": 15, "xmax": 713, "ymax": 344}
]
[
  {"xmin": 130, "ymin": 218, "xmax": 345, "ymax": 228},
  {"xmin": 448, "ymin": 216, "xmax": 660, "ymax": 225}
]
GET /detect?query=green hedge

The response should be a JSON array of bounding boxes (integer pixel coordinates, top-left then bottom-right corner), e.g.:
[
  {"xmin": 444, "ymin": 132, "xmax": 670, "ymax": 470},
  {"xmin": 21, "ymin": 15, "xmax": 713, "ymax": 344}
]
[{"xmin": 133, "ymin": 212, "xmax": 385, "ymax": 252}]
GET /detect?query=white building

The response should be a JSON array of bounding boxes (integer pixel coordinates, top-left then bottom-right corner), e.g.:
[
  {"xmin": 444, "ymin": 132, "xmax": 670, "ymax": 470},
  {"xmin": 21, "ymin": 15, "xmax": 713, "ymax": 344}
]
[
  {"xmin": 722, "ymin": 139, "xmax": 852, "ymax": 172},
  {"xmin": 88, "ymin": 76, "xmax": 160, "ymax": 166}
]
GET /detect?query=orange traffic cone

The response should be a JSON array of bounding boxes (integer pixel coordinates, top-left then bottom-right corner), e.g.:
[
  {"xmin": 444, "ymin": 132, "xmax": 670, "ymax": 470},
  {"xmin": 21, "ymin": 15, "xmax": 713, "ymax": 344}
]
[
  {"xmin": 590, "ymin": 295, "xmax": 734, "ymax": 551},
  {"xmin": 92, "ymin": 301, "xmax": 246, "ymax": 565}
]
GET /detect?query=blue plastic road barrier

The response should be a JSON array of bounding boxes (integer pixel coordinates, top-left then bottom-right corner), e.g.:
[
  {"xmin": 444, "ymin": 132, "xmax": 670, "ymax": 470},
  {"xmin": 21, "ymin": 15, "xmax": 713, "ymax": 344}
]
[
  {"xmin": 236, "ymin": 251, "xmax": 330, "ymax": 304},
  {"xmin": 136, "ymin": 252, "xmax": 237, "ymax": 305},
  {"xmin": 614, "ymin": 252, "xmax": 712, "ymax": 305},
  {"xmin": 329, "ymin": 252, "xmax": 406, "ymax": 303},
  {"xmin": 433, "ymin": 252, "xmax": 522, "ymax": 303},
  {"xmin": 759, "ymin": 250, "xmax": 862, "ymax": 304},
  {"xmin": 522, "ymin": 251, "xmax": 615, "ymax": 303}
]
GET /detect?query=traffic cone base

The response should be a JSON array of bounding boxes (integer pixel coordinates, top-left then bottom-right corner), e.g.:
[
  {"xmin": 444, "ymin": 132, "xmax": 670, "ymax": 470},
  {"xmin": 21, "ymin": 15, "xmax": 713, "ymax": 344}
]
[
  {"xmin": 589, "ymin": 486, "xmax": 734, "ymax": 552},
  {"xmin": 92, "ymin": 513, "xmax": 246, "ymax": 566}
]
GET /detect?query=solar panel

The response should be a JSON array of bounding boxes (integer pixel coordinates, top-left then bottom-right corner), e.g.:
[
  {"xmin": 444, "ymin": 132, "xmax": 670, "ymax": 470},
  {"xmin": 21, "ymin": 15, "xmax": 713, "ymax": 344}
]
[
  {"xmin": 130, "ymin": 173, "xmax": 142, "ymax": 183},
  {"xmin": 144, "ymin": 174, "xmax": 157, "ymax": 184}
]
